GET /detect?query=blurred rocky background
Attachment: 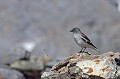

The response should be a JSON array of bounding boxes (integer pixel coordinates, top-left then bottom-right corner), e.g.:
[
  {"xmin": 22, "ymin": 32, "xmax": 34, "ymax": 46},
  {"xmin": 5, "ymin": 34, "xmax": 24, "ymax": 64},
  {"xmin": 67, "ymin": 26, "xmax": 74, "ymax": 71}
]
[{"xmin": 0, "ymin": 0, "xmax": 120, "ymax": 79}]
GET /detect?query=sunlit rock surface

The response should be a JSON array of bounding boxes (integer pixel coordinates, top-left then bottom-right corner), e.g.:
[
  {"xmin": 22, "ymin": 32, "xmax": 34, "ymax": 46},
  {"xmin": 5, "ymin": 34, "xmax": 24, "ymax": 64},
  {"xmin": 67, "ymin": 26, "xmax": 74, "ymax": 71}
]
[{"xmin": 41, "ymin": 52, "xmax": 120, "ymax": 79}]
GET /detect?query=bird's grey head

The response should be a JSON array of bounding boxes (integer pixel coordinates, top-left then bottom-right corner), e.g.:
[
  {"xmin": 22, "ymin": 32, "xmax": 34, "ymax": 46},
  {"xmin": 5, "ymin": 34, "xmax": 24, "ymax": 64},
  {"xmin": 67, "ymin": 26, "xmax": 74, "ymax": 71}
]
[{"xmin": 70, "ymin": 28, "xmax": 81, "ymax": 34}]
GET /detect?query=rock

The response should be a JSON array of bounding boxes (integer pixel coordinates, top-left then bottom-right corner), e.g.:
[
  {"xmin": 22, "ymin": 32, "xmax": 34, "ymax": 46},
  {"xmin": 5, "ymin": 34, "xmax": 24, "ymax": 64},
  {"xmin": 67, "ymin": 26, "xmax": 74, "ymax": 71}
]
[
  {"xmin": 10, "ymin": 54, "xmax": 50, "ymax": 70},
  {"xmin": 45, "ymin": 61, "xmax": 58, "ymax": 70},
  {"xmin": 19, "ymin": 70, "xmax": 41, "ymax": 79},
  {"xmin": 8, "ymin": 54, "xmax": 51, "ymax": 79},
  {"xmin": 37, "ymin": 54, "xmax": 50, "ymax": 66},
  {"xmin": 41, "ymin": 52, "xmax": 120, "ymax": 79},
  {"xmin": 0, "ymin": 68, "xmax": 25, "ymax": 79},
  {"xmin": 10, "ymin": 59, "xmax": 44, "ymax": 70}
]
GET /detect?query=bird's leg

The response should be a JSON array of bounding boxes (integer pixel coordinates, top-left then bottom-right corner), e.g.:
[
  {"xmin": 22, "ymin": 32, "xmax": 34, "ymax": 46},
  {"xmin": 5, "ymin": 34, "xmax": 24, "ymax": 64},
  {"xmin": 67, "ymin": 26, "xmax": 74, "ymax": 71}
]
[
  {"xmin": 83, "ymin": 48, "xmax": 86, "ymax": 52},
  {"xmin": 83, "ymin": 48, "xmax": 91, "ymax": 55},
  {"xmin": 79, "ymin": 48, "xmax": 83, "ymax": 53}
]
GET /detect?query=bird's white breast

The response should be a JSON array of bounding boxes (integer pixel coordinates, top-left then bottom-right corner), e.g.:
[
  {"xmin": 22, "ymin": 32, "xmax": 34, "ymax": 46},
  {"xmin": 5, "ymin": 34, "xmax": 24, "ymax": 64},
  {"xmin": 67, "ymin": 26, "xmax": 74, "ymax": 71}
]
[
  {"xmin": 73, "ymin": 33, "xmax": 93, "ymax": 48},
  {"xmin": 73, "ymin": 33, "xmax": 85, "ymax": 47},
  {"xmin": 74, "ymin": 33, "xmax": 81, "ymax": 41}
]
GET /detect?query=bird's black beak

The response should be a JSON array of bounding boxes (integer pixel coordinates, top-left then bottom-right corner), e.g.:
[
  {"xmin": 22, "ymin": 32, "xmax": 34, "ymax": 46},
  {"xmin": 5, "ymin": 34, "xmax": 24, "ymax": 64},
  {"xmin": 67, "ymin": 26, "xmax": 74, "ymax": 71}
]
[{"xmin": 70, "ymin": 29, "xmax": 74, "ymax": 32}]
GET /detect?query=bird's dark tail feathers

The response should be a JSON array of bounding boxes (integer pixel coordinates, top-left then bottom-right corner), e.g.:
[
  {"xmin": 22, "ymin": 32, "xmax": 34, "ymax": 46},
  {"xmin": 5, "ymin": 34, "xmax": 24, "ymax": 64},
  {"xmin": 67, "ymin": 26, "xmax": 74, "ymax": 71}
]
[{"xmin": 93, "ymin": 47, "xmax": 99, "ymax": 53}]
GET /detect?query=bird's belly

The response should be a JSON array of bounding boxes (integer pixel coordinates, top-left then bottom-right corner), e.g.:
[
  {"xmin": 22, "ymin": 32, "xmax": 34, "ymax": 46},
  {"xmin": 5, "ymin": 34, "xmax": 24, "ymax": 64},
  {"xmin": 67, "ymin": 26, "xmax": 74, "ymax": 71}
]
[
  {"xmin": 77, "ymin": 41, "xmax": 86, "ymax": 48},
  {"xmin": 75, "ymin": 39, "xmax": 84, "ymax": 47},
  {"xmin": 76, "ymin": 39, "xmax": 92, "ymax": 48}
]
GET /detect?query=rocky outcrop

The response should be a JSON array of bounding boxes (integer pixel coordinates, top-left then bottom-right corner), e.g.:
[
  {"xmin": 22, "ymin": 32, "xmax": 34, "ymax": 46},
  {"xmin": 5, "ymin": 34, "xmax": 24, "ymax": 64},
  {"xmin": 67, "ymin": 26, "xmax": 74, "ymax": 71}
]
[{"xmin": 41, "ymin": 52, "xmax": 120, "ymax": 79}]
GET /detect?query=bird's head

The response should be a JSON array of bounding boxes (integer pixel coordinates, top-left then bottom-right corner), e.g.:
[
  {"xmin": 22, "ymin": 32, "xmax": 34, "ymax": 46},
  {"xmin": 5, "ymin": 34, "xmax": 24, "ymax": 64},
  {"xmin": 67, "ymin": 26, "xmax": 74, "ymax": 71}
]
[{"xmin": 70, "ymin": 28, "xmax": 81, "ymax": 33}]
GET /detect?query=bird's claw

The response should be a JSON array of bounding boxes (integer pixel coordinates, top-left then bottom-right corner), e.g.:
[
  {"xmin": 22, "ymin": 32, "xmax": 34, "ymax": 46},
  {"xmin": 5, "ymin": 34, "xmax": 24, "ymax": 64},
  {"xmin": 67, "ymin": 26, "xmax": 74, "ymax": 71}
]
[{"xmin": 84, "ymin": 52, "xmax": 91, "ymax": 55}]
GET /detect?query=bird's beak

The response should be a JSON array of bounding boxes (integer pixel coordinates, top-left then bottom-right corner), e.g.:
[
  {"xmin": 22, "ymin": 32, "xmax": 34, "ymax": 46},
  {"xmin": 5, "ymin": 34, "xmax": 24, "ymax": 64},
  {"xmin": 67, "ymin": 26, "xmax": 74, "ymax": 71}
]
[{"xmin": 70, "ymin": 29, "xmax": 74, "ymax": 32}]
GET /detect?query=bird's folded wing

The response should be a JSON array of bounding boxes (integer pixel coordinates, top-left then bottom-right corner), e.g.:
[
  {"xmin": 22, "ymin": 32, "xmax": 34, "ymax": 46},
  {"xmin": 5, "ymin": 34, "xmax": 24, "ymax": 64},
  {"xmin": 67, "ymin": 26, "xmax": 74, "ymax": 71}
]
[
  {"xmin": 81, "ymin": 33, "xmax": 91, "ymax": 42},
  {"xmin": 81, "ymin": 33, "xmax": 97, "ymax": 49}
]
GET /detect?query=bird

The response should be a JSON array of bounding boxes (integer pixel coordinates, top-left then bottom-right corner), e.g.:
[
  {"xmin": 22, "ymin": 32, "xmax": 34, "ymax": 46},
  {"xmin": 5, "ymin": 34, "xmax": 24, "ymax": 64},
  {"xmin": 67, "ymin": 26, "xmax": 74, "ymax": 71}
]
[{"xmin": 70, "ymin": 28, "xmax": 99, "ymax": 53}]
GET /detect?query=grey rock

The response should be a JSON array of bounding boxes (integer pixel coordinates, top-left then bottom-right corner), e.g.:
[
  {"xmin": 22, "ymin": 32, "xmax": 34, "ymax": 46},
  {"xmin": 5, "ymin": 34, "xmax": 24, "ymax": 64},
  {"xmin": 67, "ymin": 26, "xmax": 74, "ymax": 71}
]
[
  {"xmin": 41, "ymin": 52, "xmax": 120, "ymax": 79},
  {"xmin": 0, "ymin": 68, "xmax": 25, "ymax": 79},
  {"xmin": 10, "ymin": 60, "xmax": 44, "ymax": 70}
]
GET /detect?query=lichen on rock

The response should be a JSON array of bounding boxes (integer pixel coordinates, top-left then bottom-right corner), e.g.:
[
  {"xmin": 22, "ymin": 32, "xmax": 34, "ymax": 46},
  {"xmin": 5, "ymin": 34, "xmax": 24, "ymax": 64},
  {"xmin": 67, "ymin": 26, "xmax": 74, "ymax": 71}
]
[{"xmin": 41, "ymin": 52, "xmax": 120, "ymax": 79}]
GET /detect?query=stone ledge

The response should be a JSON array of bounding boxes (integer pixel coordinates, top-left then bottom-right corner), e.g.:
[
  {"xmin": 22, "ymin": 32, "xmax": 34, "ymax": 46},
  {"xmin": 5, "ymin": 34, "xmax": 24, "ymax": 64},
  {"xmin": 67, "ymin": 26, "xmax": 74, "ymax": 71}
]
[{"xmin": 41, "ymin": 52, "xmax": 120, "ymax": 79}]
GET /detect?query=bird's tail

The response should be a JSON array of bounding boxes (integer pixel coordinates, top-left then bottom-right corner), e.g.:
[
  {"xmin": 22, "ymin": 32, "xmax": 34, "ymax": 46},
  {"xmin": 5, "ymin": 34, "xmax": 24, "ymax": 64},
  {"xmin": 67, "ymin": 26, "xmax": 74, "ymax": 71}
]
[{"xmin": 93, "ymin": 47, "xmax": 99, "ymax": 53}]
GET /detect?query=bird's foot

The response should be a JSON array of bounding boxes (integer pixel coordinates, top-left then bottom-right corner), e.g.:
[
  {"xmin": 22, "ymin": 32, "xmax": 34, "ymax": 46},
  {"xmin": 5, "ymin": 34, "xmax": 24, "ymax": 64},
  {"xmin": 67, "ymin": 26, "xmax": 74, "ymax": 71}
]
[{"xmin": 84, "ymin": 52, "xmax": 91, "ymax": 55}]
